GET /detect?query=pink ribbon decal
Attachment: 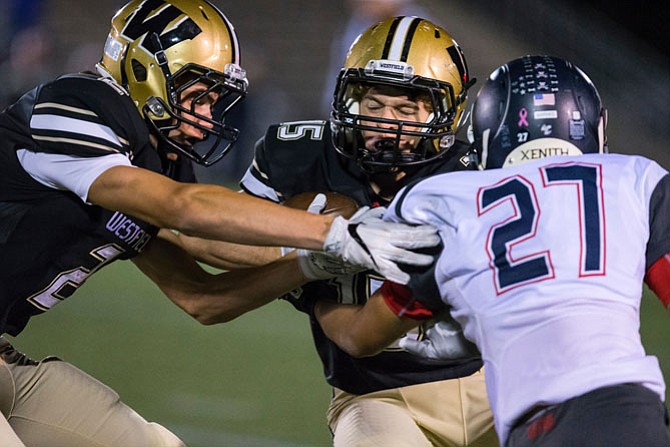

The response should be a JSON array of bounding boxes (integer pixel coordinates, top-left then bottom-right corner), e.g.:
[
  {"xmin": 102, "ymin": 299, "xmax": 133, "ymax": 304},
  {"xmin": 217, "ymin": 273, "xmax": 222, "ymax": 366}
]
[{"xmin": 518, "ymin": 108, "xmax": 529, "ymax": 127}]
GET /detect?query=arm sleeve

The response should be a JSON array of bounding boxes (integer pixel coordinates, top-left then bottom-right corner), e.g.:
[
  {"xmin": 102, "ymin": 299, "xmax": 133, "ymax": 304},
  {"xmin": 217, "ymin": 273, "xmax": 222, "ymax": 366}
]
[
  {"xmin": 16, "ymin": 149, "xmax": 132, "ymax": 203},
  {"xmin": 379, "ymin": 281, "xmax": 436, "ymax": 321},
  {"xmin": 645, "ymin": 253, "xmax": 670, "ymax": 309}
]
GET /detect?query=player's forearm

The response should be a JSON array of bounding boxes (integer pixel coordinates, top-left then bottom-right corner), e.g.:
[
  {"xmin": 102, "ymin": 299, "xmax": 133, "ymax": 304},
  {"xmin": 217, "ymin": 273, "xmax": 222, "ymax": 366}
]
[
  {"xmin": 198, "ymin": 243, "xmax": 283, "ymax": 270},
  {"xmin": 134, "ymin": 236, "xmax": 308, "ymax": 324},
  {"xmin": 314, "ymin": 297, "xmax": 414, "ymax": 358},
  {"xmin": 314, "ymin": 290, "xmax": 421, "ymax": 357},
  {"xmin": 163, "ymin": 230, "xmax": 282, "ymax": 270},
  {"xmin": 171, "ymin": 183, "xmax": 334, "ymax": 249},
  {"xmin": 313, "ymin": 301, "xmax": 375, "ymax": 356},
  {"xmin": 89, "ymin": 166, "xmax": 334, "ymax": 250},
  {"xmin": 191, "ymin": 253, "xmax": 308, "ymax": 324}
]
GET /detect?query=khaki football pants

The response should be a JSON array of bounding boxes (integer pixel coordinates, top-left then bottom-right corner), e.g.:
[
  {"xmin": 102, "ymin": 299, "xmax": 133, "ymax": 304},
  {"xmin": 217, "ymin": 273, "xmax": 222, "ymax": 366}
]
[
  {"xmin": 327, "ymin": 368, "xmax": 498, "ymax": 447},
  {"xmin": 0, "ymin": 337, "xmax": 185, "ymax": 447}
]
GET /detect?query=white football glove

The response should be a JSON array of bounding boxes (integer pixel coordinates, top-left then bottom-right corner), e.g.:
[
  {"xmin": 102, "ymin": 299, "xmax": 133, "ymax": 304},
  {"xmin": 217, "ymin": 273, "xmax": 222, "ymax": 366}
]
[
  {"xmin": 296, "ymin": 250, "xmax": 366, "ymax": 280},
  {"xmin": 291, "ymin": 193, "xmax": 366, "ymax": 280},
  {"xmin": 399, "ymin": 315, "xmax": 480, "ymax": 361},
  {"xmin": 322, "ymin": 206, "xmax": 440, "ymax": 284}
]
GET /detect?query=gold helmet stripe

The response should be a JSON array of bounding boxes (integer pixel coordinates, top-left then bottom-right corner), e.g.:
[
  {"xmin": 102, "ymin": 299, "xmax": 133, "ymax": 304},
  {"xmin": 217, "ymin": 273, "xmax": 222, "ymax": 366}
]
[{"xmin": 381, "ymin": 16, "xmax": 423, "ymax": 62}]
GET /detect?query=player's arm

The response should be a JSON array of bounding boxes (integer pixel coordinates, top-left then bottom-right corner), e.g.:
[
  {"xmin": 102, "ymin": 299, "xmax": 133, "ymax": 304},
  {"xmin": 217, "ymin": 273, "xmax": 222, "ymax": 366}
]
[
  {"xmin": 313, "ymin": 281, "xmax": 429, "ymax": 357},
  {"xmin": 89, "ymin": 166, "xmax": 439, "ymax": 285},
  {"xmin": 89, "ymin": 165, "xmax": 332, "ymax": 250},
  {"xmin": 159, "ymin": 229, "xmax": 281, "ymax": 270},
  {"xmin": 156, "ymin": 188, "xmax": 285, "ymax": 270},
  {"xmin": 132, "ymin": 231, "xmax": 306, "ymax": 324},
  {"xmin": 160, "ymin": 191, "xmax": 364, "ymax": 271}
]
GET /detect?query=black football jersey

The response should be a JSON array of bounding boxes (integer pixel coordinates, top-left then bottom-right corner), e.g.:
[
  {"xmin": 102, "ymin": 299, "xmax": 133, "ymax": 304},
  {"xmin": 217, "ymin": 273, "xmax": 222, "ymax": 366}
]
[
  {"xmin": 0, "ymin": 73, "xmax": 195, "ymax": 336},
  {"xmin": 240, "ymin": 120, "xmax": 483, "ymax": 395}
]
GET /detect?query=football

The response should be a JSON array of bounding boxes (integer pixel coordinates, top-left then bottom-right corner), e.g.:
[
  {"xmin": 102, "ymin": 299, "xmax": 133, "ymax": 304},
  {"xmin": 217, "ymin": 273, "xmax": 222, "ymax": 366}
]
[{"xmin": 283, "ymin": 191, "xmax": 359, "ymax": 218}]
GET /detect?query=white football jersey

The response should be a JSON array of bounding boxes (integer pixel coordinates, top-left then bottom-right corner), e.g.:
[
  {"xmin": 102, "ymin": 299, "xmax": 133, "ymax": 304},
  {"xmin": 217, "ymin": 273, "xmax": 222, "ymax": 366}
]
[{"xmin": 386, "ymin": 153, "xmax": 669, "ymax": 444}]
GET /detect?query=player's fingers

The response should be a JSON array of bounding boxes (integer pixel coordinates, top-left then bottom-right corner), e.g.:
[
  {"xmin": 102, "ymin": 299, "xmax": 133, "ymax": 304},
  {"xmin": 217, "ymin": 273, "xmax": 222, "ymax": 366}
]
[
  {"xmin": 398, "ymin": 337, "xmax": 425, "ymax": 356},
  {"xmin": 307, "ymin": 193, "xmax": 327, "ymax": 214},
  {"xmin": 388, "ymin": 225, "xmax": 441, "ymax": 249},
  {"xmin": 349, "ymin": 206, "xmax": 383, "ymax": 223},
  {"xmin": 375, "ymin": 260, "xmax": 410, "ymax": 284},
  {"xmin": 380, "ymin": 247, "xmax": 437, "ymax": 266}
]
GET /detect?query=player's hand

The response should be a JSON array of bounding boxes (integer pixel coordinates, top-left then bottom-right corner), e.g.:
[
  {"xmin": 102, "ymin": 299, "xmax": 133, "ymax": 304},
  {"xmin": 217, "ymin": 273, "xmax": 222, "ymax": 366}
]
[
  {"xmin": 297, "ymin": 250, "xmax": 366, "ymax": 280},
  {"xmin": 305, "ymin": 192, "xmax": 328, "ymax": 214},
  {"xmin": 322, "ymin": 207, "xmax": 440, "ymax": 284},
  {"xmin": 295, "ymin": 194, "xmax": 366, "ymax": 280},
  {"xmin": 399, "ymin": 316, "xmax": 480, "ymax": 360}
]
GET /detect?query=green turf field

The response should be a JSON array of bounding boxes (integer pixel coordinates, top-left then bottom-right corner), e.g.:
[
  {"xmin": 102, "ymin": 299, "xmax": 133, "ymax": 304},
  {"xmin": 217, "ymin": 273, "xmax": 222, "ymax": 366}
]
[{"xmin": 7, "ymin": 261, "xmax": 670, "ymax": 446}]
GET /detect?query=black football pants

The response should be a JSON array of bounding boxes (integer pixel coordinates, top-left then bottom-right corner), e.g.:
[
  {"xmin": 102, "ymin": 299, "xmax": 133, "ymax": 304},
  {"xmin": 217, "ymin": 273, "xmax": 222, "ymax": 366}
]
[{"xmin": 506, "ymin": 383, "xmax": 670, "ymax": 447}]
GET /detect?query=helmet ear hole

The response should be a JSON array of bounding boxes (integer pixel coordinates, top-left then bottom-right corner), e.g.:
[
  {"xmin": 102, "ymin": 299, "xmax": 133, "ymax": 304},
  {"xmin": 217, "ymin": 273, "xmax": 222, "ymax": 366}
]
[{"xmin": 131, "ymin": 59, "xmax": 147, "ymax": 82}]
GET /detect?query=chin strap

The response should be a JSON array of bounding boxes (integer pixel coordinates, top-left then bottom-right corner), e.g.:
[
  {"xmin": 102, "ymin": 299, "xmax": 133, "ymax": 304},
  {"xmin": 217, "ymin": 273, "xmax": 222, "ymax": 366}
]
[
  {"xmin": 148, "ymin": 32, "xmax": 177, "ymax": 103},
  {"xmin": 153, "ymin": 137, "xmax": 177, "ymax": 175}
]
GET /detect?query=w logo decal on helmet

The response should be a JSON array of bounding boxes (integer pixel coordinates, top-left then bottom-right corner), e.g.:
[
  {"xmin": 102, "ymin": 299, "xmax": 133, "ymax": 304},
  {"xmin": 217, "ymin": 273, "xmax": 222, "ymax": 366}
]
[
  {"xmin": 121, "ymin": 0, "xmax": 201, "ymax": 55},
  {"xmin": 97, "ymin": 0, "xmax": 247, "ymax": 166}
]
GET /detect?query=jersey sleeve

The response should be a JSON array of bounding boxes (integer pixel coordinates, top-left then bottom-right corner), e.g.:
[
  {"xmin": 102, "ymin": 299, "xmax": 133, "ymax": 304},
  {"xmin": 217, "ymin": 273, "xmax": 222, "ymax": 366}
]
[
  {"xmin": 644, "ymin": 169, "xmax": 670, "ymax": 308},
  {"xmin": 16, "ymin": 150, "xmax": 132, "ymax": 203},
  {"xmin": 239, "ymin": 131, "xmax": 281, "ymax": 201},
  {"xmin": 29, "ymin": 75, "xmax": 144, "ymax": 159},
  {"xmin": 239, "ymin": 120, "xmax": 331, "ymax": 202},
  {"xmin": 645, "ymin": 172, "xmax": 670, "ymax": 268}
]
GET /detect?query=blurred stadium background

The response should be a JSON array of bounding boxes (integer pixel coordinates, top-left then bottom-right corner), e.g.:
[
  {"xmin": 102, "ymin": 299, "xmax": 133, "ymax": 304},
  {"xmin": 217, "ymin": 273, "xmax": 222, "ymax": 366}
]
[{"xmin": 1, "ymin": 0, "xmax": 668, "ymax": 445}]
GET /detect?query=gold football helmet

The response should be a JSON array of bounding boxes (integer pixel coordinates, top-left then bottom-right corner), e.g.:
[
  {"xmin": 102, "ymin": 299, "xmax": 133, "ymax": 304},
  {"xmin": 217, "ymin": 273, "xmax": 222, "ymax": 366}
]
[
  {"xmin": 97, "ymin": 0, "xmax": 248, "ymax": 166},
  {"xmin": 330, "ymin": 16, "xmax": 474, "ymax": 172}
]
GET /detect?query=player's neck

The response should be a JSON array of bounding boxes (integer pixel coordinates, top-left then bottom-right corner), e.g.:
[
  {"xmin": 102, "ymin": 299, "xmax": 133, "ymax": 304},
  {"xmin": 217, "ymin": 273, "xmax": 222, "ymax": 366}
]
[{"xmin": 369, "ymin": 171, "xmax": 406, "ymax": 203}]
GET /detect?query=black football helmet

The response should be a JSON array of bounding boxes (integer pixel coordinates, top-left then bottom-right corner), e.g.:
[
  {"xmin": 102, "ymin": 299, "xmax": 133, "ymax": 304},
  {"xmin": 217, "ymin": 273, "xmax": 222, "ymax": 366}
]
[
  {"xmin": 97, "ymin": 0, "xmax": 248, "ymax": 166},
  {"xmin": 471, "ymin": 55, "xmax": 607, "ymax": 170},
  {"xmin": 330, "ymin": 16, "xmax": 474, "ymax": 173}
]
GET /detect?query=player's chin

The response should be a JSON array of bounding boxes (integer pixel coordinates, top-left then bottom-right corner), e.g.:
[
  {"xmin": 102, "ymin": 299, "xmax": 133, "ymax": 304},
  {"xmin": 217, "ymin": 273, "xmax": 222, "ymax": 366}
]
[
  {"xmin": 185, "ymin": 131, "xmax": 207, "ymax": 143},
  {"xmin": 176, "ymin": 125, "xmax": 210, "ymax": 143},
  {"xmin": 172, "ymin": 133, "xmax": 204, "ymax": 148}
]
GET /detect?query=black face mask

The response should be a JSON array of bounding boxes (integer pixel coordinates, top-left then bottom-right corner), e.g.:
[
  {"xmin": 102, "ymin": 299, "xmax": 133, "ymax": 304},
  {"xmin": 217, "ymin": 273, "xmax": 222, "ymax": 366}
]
[{"xmin": 358, "ymin": 137, "xmax": 430, "ymax": 175}]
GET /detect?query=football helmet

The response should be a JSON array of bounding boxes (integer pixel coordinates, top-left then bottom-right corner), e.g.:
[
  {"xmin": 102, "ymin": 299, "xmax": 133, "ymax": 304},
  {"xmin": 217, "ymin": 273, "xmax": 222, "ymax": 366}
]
[
  {"xmin": 471, "ymin": 55, "xmax": 607, "ymax": 170},
  {"xmin": 330, "ymin": 16, "xmax": 474, "ymax": 173},
  {"xmin": 97, "ymin": 0, "xmax": 248, "ymax": 166}
]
